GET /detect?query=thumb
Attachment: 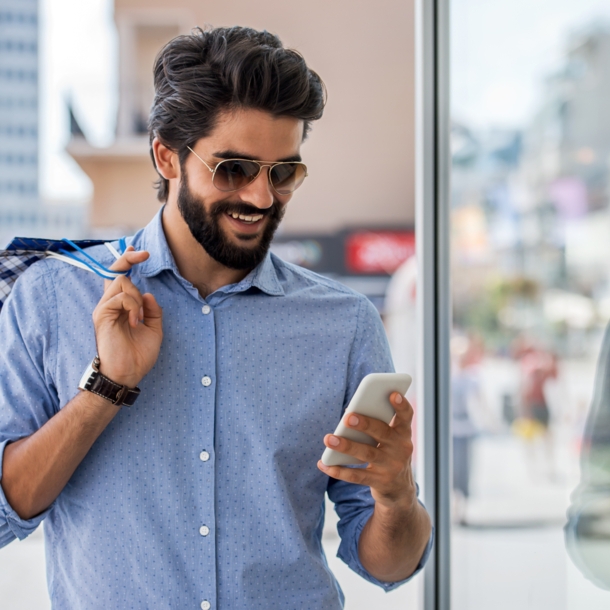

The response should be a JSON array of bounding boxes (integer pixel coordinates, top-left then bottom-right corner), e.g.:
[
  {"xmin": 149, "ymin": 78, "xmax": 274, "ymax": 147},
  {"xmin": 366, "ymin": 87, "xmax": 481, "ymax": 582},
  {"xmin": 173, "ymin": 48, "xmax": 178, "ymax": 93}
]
[
  {"xmin": 141, "ymin": 293, "xmax": 163, "ymax": 332},
  {"xmin": 103, "ymin": 246, "xmax": 150, "ymax": 292}
]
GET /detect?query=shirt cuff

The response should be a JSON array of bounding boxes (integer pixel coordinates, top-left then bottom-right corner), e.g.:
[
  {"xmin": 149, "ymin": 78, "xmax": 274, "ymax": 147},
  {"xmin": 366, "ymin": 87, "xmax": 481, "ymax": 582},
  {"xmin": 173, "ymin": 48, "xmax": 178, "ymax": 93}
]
[
  {"xmin": 337, "ymin": 500, "xmax": 435, "ymax": 591},
  {"xmin": 0, "ymin": 439, "xmax": 51, "ymax": 546}
]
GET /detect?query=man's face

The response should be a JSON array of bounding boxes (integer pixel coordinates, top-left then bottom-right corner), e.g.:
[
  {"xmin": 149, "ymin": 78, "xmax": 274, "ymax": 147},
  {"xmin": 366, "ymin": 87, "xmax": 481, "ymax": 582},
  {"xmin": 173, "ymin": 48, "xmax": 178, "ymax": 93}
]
[{"xmin": 177, "ymin": 108, "xmax": 304, "ymax": 270}]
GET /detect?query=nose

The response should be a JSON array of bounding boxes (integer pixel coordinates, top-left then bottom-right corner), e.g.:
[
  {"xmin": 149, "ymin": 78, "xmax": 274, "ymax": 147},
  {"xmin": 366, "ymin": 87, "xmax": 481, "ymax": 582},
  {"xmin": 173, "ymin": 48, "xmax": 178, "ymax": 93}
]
[{"xmin": 238, "ymin": 167, "xmax": 275, "ymax": 209}]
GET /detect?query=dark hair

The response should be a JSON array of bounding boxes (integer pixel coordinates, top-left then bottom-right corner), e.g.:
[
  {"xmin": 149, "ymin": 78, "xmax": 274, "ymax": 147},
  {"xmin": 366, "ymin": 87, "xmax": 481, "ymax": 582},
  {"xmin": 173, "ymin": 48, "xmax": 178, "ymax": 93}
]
[{"xmin": 148, "ymin": 26, "xmax": 326, "ymax": 202}]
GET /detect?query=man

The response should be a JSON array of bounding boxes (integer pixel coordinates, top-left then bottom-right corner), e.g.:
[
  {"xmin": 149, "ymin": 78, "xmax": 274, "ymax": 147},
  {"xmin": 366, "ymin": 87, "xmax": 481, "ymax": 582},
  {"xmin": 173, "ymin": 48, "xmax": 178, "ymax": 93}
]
[{"xmin": 0, "ymin": 26, "xmax": 432, "ymax": 609}]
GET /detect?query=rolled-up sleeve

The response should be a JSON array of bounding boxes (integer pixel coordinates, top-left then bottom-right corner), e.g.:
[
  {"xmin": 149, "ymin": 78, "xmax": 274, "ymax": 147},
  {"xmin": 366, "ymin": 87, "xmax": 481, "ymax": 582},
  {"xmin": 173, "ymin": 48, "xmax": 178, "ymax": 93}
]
[
  {"xmin": 328, "ymin": 296, "xmax": 433, "ymax": 589},
  {"xmin": 0, "ymin": 440, "xmax": 53, "ymax": 546},
  {"xmin": 329, "ymin": 477, "xmax": 434, "ymax": 590},
  {"xmin": 0, "ymin": 262, "xmax": 59, "ymax": 548}
]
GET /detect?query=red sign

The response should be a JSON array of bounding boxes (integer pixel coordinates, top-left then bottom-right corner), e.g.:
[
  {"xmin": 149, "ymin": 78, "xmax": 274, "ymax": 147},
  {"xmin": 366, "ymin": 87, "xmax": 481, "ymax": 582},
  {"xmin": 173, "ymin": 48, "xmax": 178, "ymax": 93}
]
[{"xmin": 346, "ymin": 231, "xmax": 415, "ymax": 274}]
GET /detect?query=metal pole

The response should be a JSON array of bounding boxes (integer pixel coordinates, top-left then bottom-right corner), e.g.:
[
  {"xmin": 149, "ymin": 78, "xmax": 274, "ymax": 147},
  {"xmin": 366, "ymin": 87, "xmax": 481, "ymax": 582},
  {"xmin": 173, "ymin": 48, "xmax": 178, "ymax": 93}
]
[{"xmin": 415, "ymin": 0, "xmax": 451, "ymax": 608}]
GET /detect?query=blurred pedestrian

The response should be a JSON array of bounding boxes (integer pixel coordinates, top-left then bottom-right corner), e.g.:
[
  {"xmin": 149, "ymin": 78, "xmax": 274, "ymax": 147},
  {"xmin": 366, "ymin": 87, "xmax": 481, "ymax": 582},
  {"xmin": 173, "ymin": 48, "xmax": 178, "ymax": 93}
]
[
  {"xmin": 451, "ymin": 334, "xmax": 484, "ymax": 524},
  {"xmin": 512, "ymin": 337, "xmax": 559, "ymax": 481}
]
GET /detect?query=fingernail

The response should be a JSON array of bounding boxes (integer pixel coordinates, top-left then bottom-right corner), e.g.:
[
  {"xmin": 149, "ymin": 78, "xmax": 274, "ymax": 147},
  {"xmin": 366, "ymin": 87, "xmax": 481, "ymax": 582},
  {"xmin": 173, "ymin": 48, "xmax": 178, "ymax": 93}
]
[
  {"xmin": 329, "ymin": 435, "xmax": 340, "ymax": 447},
  {"xmin": 395, "ymin": 393, "xmax": 403, "ymax": 404},
  {"xmin": 348, "ymin": 414, "xmax": 359, "ymax": 426},
  {"xmin": 139, "ymin": 307, "xmax": 144, "ymax": 320}
]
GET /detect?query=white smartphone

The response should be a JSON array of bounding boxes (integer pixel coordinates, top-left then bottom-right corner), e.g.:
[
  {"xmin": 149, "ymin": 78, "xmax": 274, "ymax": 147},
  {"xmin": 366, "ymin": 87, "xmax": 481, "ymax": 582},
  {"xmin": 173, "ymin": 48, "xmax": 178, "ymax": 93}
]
[{"xmin": 321, "ymin": 372, "xmax": 412, "ymax": 467}]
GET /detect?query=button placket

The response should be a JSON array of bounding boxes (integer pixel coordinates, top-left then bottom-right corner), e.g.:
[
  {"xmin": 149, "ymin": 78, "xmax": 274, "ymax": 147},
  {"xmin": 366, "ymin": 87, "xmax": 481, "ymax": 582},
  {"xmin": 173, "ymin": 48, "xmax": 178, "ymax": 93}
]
[{"xmin": 195, "ymin": 298, "xmax": 215, "ymax": 610}]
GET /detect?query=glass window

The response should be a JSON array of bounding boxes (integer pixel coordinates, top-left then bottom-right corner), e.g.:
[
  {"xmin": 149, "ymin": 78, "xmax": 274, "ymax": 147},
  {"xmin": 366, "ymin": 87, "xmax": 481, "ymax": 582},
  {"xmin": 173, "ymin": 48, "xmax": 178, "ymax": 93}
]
[{"xmin": 450, "ymin": 2, "xmax": 610, "ymax": 608}]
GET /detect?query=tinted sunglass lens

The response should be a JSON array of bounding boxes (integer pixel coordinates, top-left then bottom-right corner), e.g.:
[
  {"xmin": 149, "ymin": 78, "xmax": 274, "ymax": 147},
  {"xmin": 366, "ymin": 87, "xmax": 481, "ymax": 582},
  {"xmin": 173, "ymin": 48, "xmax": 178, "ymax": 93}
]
[
  {"xmin": 270, "ymin": 164, "xmax": 307, "ymax": 195},
  {"xmin": 214, "ymin": 160, "xmax": 260, "ymax": 192}
]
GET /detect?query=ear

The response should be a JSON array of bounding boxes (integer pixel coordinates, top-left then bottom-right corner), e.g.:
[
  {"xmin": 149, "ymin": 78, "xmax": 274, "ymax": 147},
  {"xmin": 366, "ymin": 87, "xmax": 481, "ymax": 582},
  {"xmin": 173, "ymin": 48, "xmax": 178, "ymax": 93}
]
[{"xmin": 152, "ymin": 138, "xmax": 180, "ymax": 180}]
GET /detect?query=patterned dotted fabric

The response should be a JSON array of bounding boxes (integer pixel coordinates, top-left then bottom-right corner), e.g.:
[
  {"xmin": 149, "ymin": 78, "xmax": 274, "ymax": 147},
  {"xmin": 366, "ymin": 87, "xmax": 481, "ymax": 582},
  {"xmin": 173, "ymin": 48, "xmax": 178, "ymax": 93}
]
[{"xmin": 0, "ymin": 210, "xmax": 431, "ymax": 609}]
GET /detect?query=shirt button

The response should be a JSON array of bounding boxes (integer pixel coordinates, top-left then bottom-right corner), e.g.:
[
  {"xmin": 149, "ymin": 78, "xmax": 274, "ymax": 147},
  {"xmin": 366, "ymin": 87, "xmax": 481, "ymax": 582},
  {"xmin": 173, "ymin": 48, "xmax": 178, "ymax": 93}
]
[
  {"xmin": 201, "ymin": 376, "xmax": 212, "ymax": 387},
  {"xmin": 202, "ymin": 305, "xmax": 211, "ymax": 315},
  {"xmin": 199, "ymin": 451, "xmax": 210, "ymax": 462},
  {"xmin": 201, "ymin": 601, "xmax": 211, "ymax": 610},
  {"xmin": 199, "ymin": 525, "xmax": 210, "ymax": 537}
]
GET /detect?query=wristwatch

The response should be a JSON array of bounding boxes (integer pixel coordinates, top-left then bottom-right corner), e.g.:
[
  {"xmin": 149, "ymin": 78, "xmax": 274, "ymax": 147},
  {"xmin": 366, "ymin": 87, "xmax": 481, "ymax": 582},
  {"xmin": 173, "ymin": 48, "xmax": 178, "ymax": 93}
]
[{"xmin": 78, "ymin": 356, "xmax": 141, "ymax": 407}]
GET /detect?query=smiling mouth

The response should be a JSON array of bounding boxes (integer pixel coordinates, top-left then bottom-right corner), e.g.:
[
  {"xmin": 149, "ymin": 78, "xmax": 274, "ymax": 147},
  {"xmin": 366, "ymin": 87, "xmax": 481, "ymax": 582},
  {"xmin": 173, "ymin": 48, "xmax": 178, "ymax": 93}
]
[{"xmin": 225, "ymin": 211, "xmax": 265, "ymax": 224}]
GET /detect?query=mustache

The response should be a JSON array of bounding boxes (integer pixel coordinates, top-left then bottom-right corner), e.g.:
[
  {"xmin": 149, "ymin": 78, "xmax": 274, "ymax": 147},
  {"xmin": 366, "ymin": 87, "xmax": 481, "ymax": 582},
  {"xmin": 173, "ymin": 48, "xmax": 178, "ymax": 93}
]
[{"xmin": 211, "ymin": 200, "xmax": 281, "ymax": 218}]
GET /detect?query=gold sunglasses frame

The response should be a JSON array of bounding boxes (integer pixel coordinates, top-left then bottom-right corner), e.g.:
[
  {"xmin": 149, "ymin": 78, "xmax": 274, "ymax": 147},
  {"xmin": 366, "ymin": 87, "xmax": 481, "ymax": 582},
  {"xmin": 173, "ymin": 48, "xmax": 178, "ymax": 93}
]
[{"xmin": 186, "ymin": 146, "xmax": 308, "ymax": 195}]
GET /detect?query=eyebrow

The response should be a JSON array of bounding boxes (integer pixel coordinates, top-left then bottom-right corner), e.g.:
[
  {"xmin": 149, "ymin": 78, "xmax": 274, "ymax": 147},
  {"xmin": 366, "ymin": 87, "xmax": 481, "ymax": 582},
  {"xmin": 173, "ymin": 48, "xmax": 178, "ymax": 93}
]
[{"xmin": 212, "ymin": 149, "xmax": 302, "ymax": 163}]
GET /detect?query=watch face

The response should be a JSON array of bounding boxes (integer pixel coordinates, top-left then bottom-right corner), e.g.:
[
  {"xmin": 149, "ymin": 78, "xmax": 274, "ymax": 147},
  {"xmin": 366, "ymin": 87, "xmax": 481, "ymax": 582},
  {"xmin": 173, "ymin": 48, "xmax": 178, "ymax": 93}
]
[{"xmin": 78, "ymin": 364, "xmax": 96, "ymax": 392}]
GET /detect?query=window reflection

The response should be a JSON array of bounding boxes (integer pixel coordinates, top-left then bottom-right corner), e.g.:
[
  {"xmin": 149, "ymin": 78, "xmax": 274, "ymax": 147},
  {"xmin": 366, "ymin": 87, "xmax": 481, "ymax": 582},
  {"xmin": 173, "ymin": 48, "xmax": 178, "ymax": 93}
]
[
  {"xmin": 451, "ymin": 5, "xmax": 610, "ymax": 607},
  {"xmin": 566, "ymin": 324, "xmax": 610, "ymax": 590}
]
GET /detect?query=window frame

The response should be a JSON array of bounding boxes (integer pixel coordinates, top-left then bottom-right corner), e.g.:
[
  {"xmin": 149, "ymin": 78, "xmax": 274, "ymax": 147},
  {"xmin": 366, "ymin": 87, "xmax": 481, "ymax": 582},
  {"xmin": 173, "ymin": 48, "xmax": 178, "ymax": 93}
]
[{"xmin": 415, "ymin": 0, "xmax": 451, "ymax": 608}]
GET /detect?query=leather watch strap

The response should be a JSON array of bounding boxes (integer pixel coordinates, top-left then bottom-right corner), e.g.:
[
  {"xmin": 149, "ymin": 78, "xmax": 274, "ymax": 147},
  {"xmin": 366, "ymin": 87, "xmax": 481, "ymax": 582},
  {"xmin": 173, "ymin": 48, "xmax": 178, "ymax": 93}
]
[{"xmin": 78, "ymin": 357, "xmax": 141, "ymax": 407}]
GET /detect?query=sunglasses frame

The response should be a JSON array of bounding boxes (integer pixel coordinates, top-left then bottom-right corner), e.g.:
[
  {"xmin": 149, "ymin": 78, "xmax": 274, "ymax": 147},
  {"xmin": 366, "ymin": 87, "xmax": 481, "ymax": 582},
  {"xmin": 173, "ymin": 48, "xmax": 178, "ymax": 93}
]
[{"xmin": 186, "ymin": 146, "xmax": 308, "ymax": 195}]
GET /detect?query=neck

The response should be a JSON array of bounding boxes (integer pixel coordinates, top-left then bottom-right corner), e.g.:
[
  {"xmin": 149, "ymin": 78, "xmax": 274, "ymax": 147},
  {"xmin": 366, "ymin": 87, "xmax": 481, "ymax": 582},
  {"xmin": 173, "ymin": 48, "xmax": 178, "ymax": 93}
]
[{"xmin": 161, "ymin": 203, "xmax": 250, "ymax": 298}]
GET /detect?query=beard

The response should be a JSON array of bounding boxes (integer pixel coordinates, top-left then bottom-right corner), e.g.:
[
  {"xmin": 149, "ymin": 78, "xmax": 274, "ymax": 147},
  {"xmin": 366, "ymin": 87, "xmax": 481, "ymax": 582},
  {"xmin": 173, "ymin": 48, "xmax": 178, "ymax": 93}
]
[{"xmin": 177, "ymin": 172, "xmax": 285, "ymax": 271}]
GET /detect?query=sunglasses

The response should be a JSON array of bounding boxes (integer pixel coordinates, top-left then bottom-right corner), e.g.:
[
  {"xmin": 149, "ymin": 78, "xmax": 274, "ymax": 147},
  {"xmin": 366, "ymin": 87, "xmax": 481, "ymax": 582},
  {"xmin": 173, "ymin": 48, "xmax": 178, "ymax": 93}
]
[{"xmin": 187, "ymin": 146, "xmax": 308, "ymax": 195}]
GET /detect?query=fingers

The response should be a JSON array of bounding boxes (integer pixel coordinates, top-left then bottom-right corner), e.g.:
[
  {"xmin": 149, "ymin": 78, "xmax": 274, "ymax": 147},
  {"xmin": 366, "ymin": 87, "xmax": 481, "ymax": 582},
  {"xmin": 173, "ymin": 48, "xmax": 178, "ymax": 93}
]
[
  {"xmin": 390, "ymin": 392, "xmax": 412, "ymax": 416},
  {"xmin": 98, "ymin": 276, "xmax": 144, "ymax": 321},
  {"xmin": 97, "ymin": 292, "xmax": 145, "ymax": 328},
  {"xmin": 389, "ymin": 393, "xmax": 414, "ymax": 430},
  {"xmin": 323, "ymin": 433, "xmax": 380, "ymax": 464},
  {"xmin": 321, "ymin": 391, "xmax": 415, "ymax": 470},
  {"xmin": 103, "ymin": 246, "xmax": 150, "ymax": 292},
  {"xmin": 343, "ymin": 412, "xmax": 394, "ymax": 444},
  {"xmin": 141, "ymin": 293, "xmax": 163, "ymax": 332},
  {"xmin": 319, "ymin": 391, "xmax": 417, "ymax": 507},
  {"xmin": 94, "ymin": 247, "xmax": 162, "ymax": 334},
  {"xmin": 319, "ymin": 424, "xmax": 415, "ymax": 492},
  {"xmin": 339, "ymin": 394, "xmax": 413, "ymax": 443},
  {"xmin": 317, "ymin": 461, "xmax": 371, "ymax": 486},
  {"xmin": 318, "ymin": 458, "xmax": 416, "ymax": 508}
]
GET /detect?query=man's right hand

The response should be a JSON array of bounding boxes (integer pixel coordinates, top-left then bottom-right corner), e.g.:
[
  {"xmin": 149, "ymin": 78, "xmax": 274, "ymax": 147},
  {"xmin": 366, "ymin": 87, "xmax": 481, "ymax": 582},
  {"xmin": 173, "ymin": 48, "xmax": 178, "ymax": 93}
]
[{"xmin": 92, "ymin": 246, "xmax": 163, "ymax": 388}]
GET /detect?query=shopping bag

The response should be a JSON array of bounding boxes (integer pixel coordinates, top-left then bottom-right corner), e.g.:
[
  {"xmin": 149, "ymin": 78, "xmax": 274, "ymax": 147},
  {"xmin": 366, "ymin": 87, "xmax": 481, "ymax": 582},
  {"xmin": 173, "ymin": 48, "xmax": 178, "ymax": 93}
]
[{"xmin": 0, "ymin": 237, "xmax": 125, "ymax": 314}]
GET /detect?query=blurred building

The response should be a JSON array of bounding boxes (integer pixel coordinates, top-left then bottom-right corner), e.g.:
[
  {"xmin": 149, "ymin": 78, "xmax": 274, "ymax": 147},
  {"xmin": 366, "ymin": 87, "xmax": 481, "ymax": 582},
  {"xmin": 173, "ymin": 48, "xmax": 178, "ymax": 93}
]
[
  {"xmin": 450, "ymin": 23, "xmax": 610, "ymax": 354},
  {"xmin": 526, "ymin": 26, "xmax": 610, "ymax": 205},
  {"xmin": 522, "ymin": 26, "xmax": 610, "ymax": 295},
  {"xmin": 0, "ymin": 0, "xmax": 86, "ymax": 247},
  {"xmin": 0, "ymin": 0, "xmax": 38, "ymax": 203},
  {"xmin": 0, "ymin": 0, "xmax": 38, "ymax": 246}
]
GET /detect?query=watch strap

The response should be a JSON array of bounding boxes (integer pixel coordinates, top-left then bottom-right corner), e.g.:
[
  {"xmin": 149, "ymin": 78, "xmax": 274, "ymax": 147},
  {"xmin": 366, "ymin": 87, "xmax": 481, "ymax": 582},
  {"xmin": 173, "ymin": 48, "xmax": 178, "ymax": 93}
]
[{"xmin": 78, "ymin": 358, "xmax": 141, "ymax": 407}]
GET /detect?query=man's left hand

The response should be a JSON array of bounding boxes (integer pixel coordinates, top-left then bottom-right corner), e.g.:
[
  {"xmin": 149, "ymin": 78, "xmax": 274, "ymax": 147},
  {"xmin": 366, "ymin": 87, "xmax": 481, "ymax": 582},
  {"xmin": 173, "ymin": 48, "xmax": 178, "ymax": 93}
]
[{"xmin": 317, "ymin": 392, "xmax": 417, "ymax": 510}]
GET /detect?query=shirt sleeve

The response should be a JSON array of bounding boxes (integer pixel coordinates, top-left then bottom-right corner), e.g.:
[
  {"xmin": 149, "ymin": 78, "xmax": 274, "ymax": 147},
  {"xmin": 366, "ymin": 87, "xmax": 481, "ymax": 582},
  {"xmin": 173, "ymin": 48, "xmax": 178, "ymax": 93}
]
[
  {"xmin": 328, "ymin": 295, "xmax": 433, "ymax": 589},
  {"xmin": 328, "ymin": 477, "xmax": 434, "ymax": 590},
  {"xmin": 0, "ymin": 261, "xmax": 60, "ymax": 548}
]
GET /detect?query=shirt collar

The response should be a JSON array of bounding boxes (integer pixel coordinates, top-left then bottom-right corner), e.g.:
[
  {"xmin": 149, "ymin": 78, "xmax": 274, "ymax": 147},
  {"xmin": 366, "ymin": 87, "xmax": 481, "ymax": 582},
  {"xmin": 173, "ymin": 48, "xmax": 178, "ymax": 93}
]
[
  {"xmin": 229, "ymin": 251, "xmax": 285, "ymax": 297},
  {"xmin": 134, "ymin": 207, "xmax": 179, "ymax": 278},
  {"xmin": 134, "ymin": 207, "xmax": 285, "ymax": 297}
]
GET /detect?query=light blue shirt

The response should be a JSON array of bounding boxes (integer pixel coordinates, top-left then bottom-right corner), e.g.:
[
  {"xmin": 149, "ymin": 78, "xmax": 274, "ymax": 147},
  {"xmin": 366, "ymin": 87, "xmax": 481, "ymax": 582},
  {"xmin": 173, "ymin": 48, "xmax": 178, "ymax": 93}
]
[{"xmin": 0, "ymin": 209, "xmax": 432, "ymax": 609}]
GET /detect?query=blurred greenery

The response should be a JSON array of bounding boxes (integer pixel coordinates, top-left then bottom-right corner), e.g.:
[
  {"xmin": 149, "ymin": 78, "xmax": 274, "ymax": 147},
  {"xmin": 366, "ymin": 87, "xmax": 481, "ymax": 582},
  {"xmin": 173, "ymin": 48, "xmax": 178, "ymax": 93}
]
[{"xmin": 453, "ymin": 275, "xmax": 540, "ymax": 352}]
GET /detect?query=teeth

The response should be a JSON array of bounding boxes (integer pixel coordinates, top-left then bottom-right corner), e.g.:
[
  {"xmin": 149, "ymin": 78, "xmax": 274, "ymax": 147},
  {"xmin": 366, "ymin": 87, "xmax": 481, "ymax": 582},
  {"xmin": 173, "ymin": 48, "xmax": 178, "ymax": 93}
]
[{"xmin": 229, "ymin": 212, "xmax": 264, "ymax": 223}]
